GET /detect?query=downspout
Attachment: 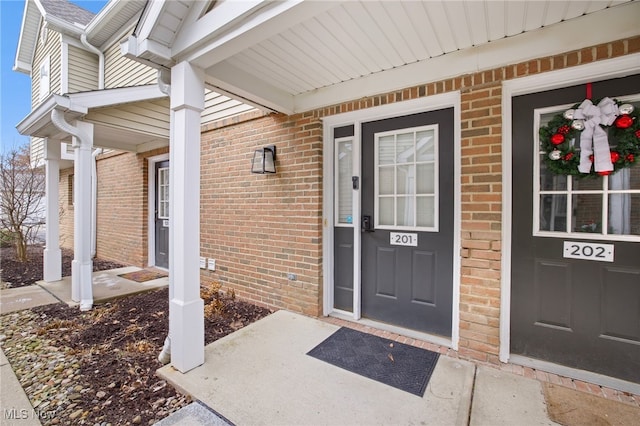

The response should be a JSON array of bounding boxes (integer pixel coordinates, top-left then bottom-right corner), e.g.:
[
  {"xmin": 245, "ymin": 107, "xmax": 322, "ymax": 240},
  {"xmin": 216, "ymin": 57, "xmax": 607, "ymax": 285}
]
[
  {"xmin": 80, "ymin": 34, "xmax": 104, "ymax": 89},
  {"xmin": 51, "ymin": 109, "xmax": 92, "ymax": 311},
  {"xmin": 91, "ymin": 148, "xmax": 103, "ymax": 258},
  {"xmin": 80, "ymin": 35, "xmax": 104, "ymax": 258},
  {"xmin": 157, "ymin": 68, "xmax": 172, "ymax": 365},
  {"xmin": 51, "ymin": 110, "xmax": 89, "ymax": 148}
]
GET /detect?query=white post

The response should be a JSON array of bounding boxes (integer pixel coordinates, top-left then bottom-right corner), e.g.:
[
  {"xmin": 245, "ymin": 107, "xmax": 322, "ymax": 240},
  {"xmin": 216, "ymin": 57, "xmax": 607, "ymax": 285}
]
[
  {"xmin": 43, "ymin": 139, "xmax": 62, "ymax": 282},
  {"xmin": 71, "ymin": 121, "xmax": 94, "ymax": 310},
  {"xmin": 169, "ymin": 61, "xmax": 205, "ymax": 372}
]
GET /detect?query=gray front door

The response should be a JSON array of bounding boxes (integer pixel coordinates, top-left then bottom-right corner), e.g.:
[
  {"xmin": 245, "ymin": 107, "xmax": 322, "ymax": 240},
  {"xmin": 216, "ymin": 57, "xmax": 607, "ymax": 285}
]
[
  {"xmin": 511, "ymin": 75, "xmax": 640, "ymax": 383},
  {"xmin": 155, "ymin": 161, "xmax": 169, "ymax": 269},
  {"xmin": 361, "ymin": 109, "xmax": 454, "ymax": 336}
]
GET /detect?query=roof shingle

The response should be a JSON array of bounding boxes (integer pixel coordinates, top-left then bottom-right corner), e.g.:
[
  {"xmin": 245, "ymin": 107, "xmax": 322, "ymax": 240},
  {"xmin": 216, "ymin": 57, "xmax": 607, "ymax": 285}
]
[{"xmin": 40, "ymin": 0, "xmax": 96, "ymax": 26}]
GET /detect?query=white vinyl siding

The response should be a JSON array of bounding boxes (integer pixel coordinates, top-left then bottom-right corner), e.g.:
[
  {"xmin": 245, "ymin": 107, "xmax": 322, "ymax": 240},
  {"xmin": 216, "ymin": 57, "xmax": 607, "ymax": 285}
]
[
  {"xmin": 38, "ymin": 56, "xmax": 50, "ymax": 101},
  {"xmin": 67, "ymin": 44, "xmax": 99, "ymax": 93},
  {"xmin": 30, "ymin": 137, "xmax": 45, "ymax": 168},
  {"xmin": 32, "ymin": 25, "xmax": 61, "ymax": 107},
  {"xmin": 201, "ymin": 89, "xmax": 257, "ymax": 125},
  {"xmin": 104, "ymin": 41, "xmax": 156, "ymax": 88},
  {"xmin": 85, "ymin": 99, "xmax": 170, "ymax": 138}
]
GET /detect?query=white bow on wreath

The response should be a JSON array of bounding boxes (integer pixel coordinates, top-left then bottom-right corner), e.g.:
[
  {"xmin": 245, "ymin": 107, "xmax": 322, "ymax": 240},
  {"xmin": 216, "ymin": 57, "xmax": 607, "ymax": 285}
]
[{"xmin": 573, "ymin": 97, "xmax": 619, "ymax": 173}]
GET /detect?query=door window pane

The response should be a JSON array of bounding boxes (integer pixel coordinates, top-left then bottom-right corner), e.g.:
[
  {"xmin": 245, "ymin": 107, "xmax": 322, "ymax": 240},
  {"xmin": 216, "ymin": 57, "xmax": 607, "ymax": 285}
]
[
  {"xmin": 539, "ymin": 194, "xmax": 567, "ymax": 232},
  {"xmin": 158, "ymin": 167, "xmax": 169, "ymax": 219},
  {"xmin": 571, "ymin": 194, "xmax": 602, "ymax": 233},
  {"xmin": 336, "ymin": 138, "xmax": 353, "ymax": 224},
  {"xmin": 535, "ymin": 101, "xmax": 640, "ymax": 240},
  {"xmin": 375, "ymin": 125, "xmax": 438, "ymax": 230}
]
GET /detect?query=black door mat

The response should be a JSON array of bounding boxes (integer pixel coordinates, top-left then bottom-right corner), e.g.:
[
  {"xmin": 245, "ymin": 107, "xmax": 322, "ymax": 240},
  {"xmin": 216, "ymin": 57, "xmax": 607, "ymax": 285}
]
[{"xmin": 307, "ymin": 327, "xmax": 439, "ymax": 397}]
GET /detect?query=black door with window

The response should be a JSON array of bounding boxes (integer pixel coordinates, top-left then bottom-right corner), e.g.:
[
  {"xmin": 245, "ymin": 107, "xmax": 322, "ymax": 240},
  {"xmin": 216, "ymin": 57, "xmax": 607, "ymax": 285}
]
[
  {"xmin": 360, "ymin": 109, "xmax": 454, "ymax": 336},
  {"xmin": 155, "ymin": 161, "xmax": 169, "ymax": 269},
  {"xmin": 511, "ymin": 75, "xmax": 640, "ymax": 383}
]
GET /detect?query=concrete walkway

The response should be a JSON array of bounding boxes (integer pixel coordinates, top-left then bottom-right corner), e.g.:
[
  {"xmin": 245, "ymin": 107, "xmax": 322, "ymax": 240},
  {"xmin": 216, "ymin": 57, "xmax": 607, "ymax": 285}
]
[
  {"xmin": 158, "ymin": 311, "xmax": 559, "ymax": 426},
  {"xmin": 0, "ymin": 267, "xmax": 169, "ymax": 426}
]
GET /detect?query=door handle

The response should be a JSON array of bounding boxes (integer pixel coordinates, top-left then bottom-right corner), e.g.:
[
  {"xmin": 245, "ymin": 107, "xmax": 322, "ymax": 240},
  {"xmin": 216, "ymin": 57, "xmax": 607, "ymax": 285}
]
[{"xmin": 361, "ymin": 215, "xmax": 374, "ymax": 232}]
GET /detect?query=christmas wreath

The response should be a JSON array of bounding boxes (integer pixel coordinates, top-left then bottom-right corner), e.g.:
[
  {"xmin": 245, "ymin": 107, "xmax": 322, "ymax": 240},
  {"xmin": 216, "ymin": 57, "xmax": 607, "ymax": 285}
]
[{"xmin": 539, "ymin": 98, "xmax": 640, "ymax": 178}]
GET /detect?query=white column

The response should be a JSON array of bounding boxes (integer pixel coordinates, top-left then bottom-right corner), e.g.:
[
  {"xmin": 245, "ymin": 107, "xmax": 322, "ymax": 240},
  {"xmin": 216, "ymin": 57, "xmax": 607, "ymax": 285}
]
[
  {"xmin": 71, "ymin": 121, "xmax": 94, "ymax": 310},
  {"xmin": 43, "ymin": 139, "xmax": 62, "ymax": 282},
  {"xmin": 169, "ymin": 61, "xmax": 205, "ymax": 372}
]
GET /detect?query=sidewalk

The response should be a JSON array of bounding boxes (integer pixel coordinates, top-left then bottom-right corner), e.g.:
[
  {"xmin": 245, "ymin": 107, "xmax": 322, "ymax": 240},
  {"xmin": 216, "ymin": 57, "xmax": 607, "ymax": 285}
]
[
  {"xmin": 2, "ymin": 282, "xmax": 638, "ymax": 425},
  {"xmin": 157, "ymin": 311, "xmax": 558, "ymax": 426}
]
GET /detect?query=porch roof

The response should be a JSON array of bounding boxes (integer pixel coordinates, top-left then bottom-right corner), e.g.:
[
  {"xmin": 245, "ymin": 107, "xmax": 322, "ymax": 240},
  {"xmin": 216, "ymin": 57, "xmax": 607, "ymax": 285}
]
[
  {"xmin": 16, "ymin": 85, "xmax": 170, "ymax": 152},
  {"xmin": 123, "ymin": 0, "xmax": 640, "ymax": 115}
]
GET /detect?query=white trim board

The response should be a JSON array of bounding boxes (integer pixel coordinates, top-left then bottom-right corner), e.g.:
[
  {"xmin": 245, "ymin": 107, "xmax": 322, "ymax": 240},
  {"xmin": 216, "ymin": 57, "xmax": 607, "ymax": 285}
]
[
  {"xmin": 322, "ymin": 92, "xmax": 461, "ymax": 350},
  {"xmin": 500, "ymin": 53, "xmax": 640, "ymax": 363},
  {"xmin": 147, "ymin": 153, "xmax": 170, "ymax": 269}
]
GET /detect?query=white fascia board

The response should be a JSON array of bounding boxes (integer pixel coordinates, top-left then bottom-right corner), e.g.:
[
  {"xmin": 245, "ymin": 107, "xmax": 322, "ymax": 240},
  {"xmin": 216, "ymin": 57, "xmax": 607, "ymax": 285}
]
[
  {"xmin": 13, "ymin": 60, "xmax": 32, "ymax": 74},
  {"xmin": 84, "ymin": 0, "xmax": 126, "ymax": 36},
  {"xmin": 14, "ymin": 0, "xmax": 38, "ymax": 74},
  {"xmin": 171, "ymin": 0, "xmax": 265, "ymax": 57},
  {"xmin": 205, "ymin": 62, "xmax": 294, "ymax": 114},
  {"xmin": 134, "ymin": 0, "xmax": 168, "ymax": 42},
  {"xmin": 16, "ymin": 94, "xmax": 87, "ymax": 136},
  {"xmin": 294, "ymin": 0, "xmax": 640, "ymax": 114},
  {"xmin": 67, "ymin": 85, "xmax": 167, "ymax": 109},
  {"xmin": 183, "ymin": 0, "xmax": 336, "ymax": 69}
]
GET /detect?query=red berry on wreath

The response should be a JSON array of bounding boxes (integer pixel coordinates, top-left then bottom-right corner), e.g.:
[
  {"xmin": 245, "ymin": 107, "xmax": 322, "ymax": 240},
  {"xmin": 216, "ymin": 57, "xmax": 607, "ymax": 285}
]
[
  {"xmin": 558, "ymin": 125, "xmax": 570, "ymax": 135},
  {"xmin": 551, "ymin": 133, "xmax": 565, "ymax": 145},
  {"xmin": 598, "ymin": 170, "xmax": 612, "ymax": 176},
  {"xmin": 610, "ymin": 151, "xmax": 621, "ymax": 163},
  {"xmin": 589, "ymin": 154, "xmax": 594, "ymax": 162},
  {"xmin": 563, "ymin": 152, "xmax": 574, "ymax": 161},
  {"xmin": 635, "ymin": 129, "xmax": 640, "ymax": 138},
  {"xmin": 615, "ymin": 115, "xmax": 633, "ymax": 129},
  {"xmin": 627, "ymin": 154, "xmax": 635, "ymax": 162}
]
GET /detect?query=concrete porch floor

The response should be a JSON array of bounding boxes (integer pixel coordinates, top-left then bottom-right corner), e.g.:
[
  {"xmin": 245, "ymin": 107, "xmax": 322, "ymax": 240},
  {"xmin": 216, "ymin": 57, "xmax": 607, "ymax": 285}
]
[
  {"xmin": 0, "ymin": 267, "xmax": 168, "ymax": 314},
  {"xmin": 37, "ymin": 266, "xmax": 168, "ymax": 308},
  {"xmin": 158, "ymin": 311, "xmax": 557, "ymax": 426}
]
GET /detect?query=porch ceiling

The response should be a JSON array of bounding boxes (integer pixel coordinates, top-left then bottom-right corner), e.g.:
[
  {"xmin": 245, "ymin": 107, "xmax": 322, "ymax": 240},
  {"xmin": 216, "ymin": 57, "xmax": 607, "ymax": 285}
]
[{"xmin": 127, "ymin": 0, "xmax": 639, "ymax": 115}]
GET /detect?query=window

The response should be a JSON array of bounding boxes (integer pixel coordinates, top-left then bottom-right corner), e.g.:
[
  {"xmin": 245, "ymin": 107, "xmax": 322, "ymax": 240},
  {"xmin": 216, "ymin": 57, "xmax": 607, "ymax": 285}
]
[
  {"xmin": 39, "ymin": 56, "xmax": 50, "ymax": 102},
  {"xmin": 375, "ymin": 125, "xmax": 438, "ymax": 231},
  {"xmin": 535, "ymin": 100, "xmax": 640, "ymax": 241},
  {"xmin": 335, "ymin": 137, "xmax": 353, "ymax": 225},
  {"xmin": 157, "ymin": 167, "xmax": 169, "ymax": 219},
  {"xmin": 68, "ymin": 174, "xmax": 74, "ymax": 207}
]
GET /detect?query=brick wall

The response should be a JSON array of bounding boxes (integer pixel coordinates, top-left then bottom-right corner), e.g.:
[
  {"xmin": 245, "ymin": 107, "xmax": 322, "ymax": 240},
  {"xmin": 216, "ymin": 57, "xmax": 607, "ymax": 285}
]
[
  {"xmin": 198, "ymin": 36, "xmax": 638, "ymax": 364},
  {"xmin": 200, "ymin": 113, "xmax": 324, "ymax": 316},
  {"xmin": 59, "ymin": 36, "xmax": 638, "ymax": 365}
]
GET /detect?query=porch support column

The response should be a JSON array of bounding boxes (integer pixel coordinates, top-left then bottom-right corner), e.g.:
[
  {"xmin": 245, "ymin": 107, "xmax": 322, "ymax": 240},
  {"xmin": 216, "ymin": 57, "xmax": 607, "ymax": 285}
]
[
  {"xmin": 169, "ymin": 61, "xmax": 205, "ymax": 372},
  {"xmin": 71, "ymin": 121, "xmax": 94, "ymax": 311},
  {"xmin": 43, "ymin": 139, "xmax": 62, "ymax": 282}
]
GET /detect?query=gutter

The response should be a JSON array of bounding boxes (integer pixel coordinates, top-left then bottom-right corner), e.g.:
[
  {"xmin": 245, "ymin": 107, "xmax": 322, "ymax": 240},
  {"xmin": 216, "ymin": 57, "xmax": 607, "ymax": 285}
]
[{"xmin": 81, "ymin": 34, "xmax": 104, "ymax": 89}]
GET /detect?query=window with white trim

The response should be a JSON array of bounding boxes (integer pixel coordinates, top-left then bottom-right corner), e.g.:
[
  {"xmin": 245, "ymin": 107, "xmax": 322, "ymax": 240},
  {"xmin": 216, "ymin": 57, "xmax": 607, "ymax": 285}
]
[
  {"xmin": 39, "ymin": 56, "xmax": 50, "ymax": 102},
  {"xmin": 335, "ymin": 137, "xmax": 353, "ymax": 225},
  {"xmin": 375, "ymin": 125, "xmax": 438, "ymax": 231},
  {"xmin": 157, "ymin": 167, "xmax": 169, "ymax": 219},
  {"xmin": 535, "ymin": 99, "xmax": 640, "ymax": 241}
]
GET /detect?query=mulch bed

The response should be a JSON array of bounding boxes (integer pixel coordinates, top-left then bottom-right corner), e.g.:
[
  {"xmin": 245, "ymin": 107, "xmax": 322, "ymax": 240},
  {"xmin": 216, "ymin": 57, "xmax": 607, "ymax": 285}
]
[
  {"xmin": 1, "ymin": 245, "xmax": 125, "ymax": 288},
  {"xmin": 1, "ymin": 244, "xmax": 273, "ymax": 425}
]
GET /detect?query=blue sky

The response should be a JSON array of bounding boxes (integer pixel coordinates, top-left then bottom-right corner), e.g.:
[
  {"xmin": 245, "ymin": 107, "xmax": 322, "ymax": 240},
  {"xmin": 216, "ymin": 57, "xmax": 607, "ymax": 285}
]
[{"xmin": 1, "ymin": 0, "xmax": 107, "ymax": 154}]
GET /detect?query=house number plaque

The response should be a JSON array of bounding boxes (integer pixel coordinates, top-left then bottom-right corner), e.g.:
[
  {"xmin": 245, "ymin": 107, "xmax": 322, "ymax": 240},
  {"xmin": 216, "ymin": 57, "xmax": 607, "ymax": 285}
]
[
  {"xmin": 563, "ymin": 241, "xmax": 614, "ymax": 262},
  {"xmin": 390, "ymin": 232, "xmax": 418, "ymax": 247}
]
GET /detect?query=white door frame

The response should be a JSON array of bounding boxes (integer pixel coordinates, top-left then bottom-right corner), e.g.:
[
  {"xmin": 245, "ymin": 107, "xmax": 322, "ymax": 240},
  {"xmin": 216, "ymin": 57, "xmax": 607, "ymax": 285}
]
[
  {"xmin": 500, "ymin": 54, "xmax": 640, "ymax": 390},
  {"xmin": 322, "ymin": 93, "xmax": 462, "ymax": 349},
  {"xmin": 147, "ymin": 153, "xmax": 170, "ymax": 269}
]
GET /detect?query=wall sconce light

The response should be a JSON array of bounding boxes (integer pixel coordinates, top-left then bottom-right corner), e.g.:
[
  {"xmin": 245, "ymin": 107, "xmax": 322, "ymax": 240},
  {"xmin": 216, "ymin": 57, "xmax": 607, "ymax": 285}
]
[{"xmin": 251, "ymin": 145, "xmax": 276, "ymax": 174}]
